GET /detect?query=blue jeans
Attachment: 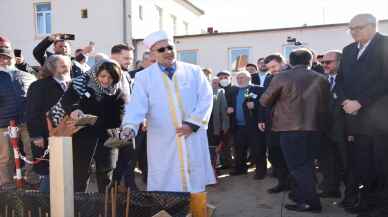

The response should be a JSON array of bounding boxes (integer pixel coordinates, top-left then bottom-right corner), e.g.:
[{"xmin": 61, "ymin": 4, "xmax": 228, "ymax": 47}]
[{"xmin": 39, "ymin": 175, "xmax": 50, "ymax": 193}]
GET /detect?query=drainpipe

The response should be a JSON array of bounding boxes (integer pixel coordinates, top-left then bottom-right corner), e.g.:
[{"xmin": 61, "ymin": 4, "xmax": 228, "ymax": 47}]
[{"xmin": 122, "ymin": 0, "xmax": 131, "ymax": 45}]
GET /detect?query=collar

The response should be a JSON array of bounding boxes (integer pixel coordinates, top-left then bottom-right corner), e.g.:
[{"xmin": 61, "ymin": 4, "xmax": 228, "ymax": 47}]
[
  {"xmin": 328, "ymin": 73, "xmax": 337, "ymax": 79},
  {"xmin": 357, "ymin": 33, "xmax": 376, "ymax": 49},
  {"xmin": 53, "ymin": 77, "xmax": 66, "ymax": 85},
  {"xmin": 158, "ymin": 62, "xmax": 177, "ymax": 73}
]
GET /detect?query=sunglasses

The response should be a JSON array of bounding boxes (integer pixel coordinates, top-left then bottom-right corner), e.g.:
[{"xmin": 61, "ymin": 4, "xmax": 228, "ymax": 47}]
[
  {"xmin": 155, "ymin": 45, "xmax": 174, "ymax": 53},
  {"xmin": 321, "ymin": 60, "xmax": 335, "ymax": 65}
]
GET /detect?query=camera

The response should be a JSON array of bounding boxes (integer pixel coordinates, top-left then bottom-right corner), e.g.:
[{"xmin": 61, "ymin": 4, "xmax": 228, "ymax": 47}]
[{"xmin": 60, "ymin": 34, "xmax": 75, "ymax": 40}]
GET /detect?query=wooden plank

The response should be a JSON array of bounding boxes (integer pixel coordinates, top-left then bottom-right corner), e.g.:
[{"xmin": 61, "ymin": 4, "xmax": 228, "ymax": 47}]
[{"xmin": 49, "ymin": 137, "xmax": 74, "ymax": 217}]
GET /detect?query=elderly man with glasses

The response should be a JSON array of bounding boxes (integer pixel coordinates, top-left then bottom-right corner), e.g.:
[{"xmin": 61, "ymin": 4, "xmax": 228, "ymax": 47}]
[
  {"xmin": 336, "ymin": 13, "xmax": 388, "ymax": 217},
  {"xmin": 121, "ymin": 30, "xmax": 215, "ymax": 193}
]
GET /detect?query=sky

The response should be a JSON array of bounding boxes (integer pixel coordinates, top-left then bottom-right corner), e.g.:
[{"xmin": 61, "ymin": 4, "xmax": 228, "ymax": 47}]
[{"xmin": 192, "ymin": 0, "xmax": 388, "ymax": 32}]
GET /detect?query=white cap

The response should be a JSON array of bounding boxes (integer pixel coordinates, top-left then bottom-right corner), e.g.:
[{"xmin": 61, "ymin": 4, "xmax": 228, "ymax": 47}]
[{"xmin": 143, "ymin": 30, "xmax": 173, "ymax": 49}]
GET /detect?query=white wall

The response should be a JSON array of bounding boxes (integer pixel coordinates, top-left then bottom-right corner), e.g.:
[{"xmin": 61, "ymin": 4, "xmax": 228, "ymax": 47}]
[
  {"xmin": 131, "ymin": 0, "xmax": 203, "ymax": 39},
  {"xmin": 0, "ymin": 0, "xmax": 127, "ymax": 65},
  {"xmin": 134, "ymin": 21, "xmax": 388, "ymax": 73}
]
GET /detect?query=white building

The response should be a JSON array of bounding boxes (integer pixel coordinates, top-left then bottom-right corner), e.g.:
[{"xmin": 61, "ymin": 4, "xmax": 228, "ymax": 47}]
[
  {"xmin": 0, "ymin": 0, "xmax": 204, "ymax": 65},
  {"xmin": 134, "ymin": 20, "xmax": 388, "ymax": 73}
]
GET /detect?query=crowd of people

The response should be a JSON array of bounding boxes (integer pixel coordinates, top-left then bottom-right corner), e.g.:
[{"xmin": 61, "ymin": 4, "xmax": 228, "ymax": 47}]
[{"xmin": 0, "ymin": 13, "xmax": 387, "ymax": 216}]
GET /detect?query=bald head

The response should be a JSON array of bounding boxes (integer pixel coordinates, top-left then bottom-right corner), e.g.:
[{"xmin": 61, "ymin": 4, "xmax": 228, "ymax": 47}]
[{"xmin": 349, "ymin": 13, "xmax": 377, "ymax": 44}]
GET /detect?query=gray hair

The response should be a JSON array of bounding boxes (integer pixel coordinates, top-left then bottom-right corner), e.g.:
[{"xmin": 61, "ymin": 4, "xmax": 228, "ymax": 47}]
[
  {"xmin": 41, "ymin": 55, "xmax": 71, "ymax": 78},
  {"xmin": 351, "ymin": 13, "xmax": 377, "ymax": 26}
]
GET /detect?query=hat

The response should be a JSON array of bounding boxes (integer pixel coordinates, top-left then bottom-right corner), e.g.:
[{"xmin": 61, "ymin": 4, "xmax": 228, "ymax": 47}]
[
  {"xmin": 216, "ymin": 70, "xmax": 231, "ymax": 77},
  {"xmin": 143, "ymin": 30, "xmax": 173, "ymax": 49},
  {"xmin": 0, "ymin": 46, "xmax": 13, "ymax": 58}
]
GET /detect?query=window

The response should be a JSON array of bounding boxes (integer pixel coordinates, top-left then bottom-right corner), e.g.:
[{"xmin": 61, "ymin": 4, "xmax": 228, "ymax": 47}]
[
  {"xmin": 156, "ymin": 6, "xmax": 163, "ymax": 30},
  {"xmin": 139, "ymin": 5, "xmax": 143, "ymax": 20},
  {"xmin": 170, "ymin": 15, "xmax": 177, "ymax": 35},
  {"xmin": 229, "ymin": 47, "xmax": 251, "ymax": 71},
  {"xmin": 35, "ymin": 3, "xmax": 52, "ymax": 35},
  {"xmin": 178, "ymin": 50, "xmax": 198, "ymax": 64},
  {"xmin": 183, "ymin": 21, "xmax": 189, "ymax": 35},
  {"xmin": 81, "ymin": 9, "xmax": 88, "ymax": 19}
]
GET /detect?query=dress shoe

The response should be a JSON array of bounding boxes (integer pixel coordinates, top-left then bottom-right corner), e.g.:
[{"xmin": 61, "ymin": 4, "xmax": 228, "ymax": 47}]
[
  {"xmin": 285, "ymin": 203, "xmax": 322, "ymax": 213},
  {"xmin": 318, "ymin": 191, "xmax": 342, "ymax": 198},
  {"xmin": 267, "ymin": 185, "xmax": 290, "ymax": 194},
  {"xmin": 229, "ymin": 170, "xmax": 247, "ymax": 176}
]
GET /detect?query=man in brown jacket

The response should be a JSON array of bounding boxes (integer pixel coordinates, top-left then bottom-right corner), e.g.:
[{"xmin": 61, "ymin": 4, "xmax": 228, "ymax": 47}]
[{"xmin": 260, "ymin": 48, "xmax": 330, "ymax": 213}]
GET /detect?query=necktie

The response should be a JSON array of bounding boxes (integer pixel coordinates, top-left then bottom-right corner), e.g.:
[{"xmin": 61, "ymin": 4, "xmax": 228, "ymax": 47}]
[
  {"xmin": 165, "ymin": 67, "xmax": 174, "ymax": 79},
  {"xmin": 329, "ymin": 76, "xmax": 335, "ymax": 91},
  {"xmin": 357, "ymin": 44, "xmax": 364, "ymax": 59},
  {"xmin": 60, "ymin": 82, "xmax": 67, "ymax": 91}
]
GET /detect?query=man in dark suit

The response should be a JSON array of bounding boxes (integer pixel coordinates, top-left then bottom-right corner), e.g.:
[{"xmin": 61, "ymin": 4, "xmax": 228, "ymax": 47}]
[
  {"xmin": 260, "ymin": 49, "xmax": 330, "ymax": 213},
  {"xmin": 258, "ymin": 54, "xmax": 292, "ymax": 193},
  {"xmin": 318, "ymin": 51, "xmax": 348, "ymax": 199},
  {"xmin": 26, "ymin": 55, "xmax": 71, "ymax": 192},
  {"xmin": 228, "ymin": 71, "xmax": 267, "ymax": 179},
  {"xmin": 257, "ymin": 57, "xmax": 272, "ymax": 88},
  {"xmin": 245, "ymin": 63, "xmax": 260, "ymax": 85},
  {"xmin": 336, "ymin": 14, "xmax": 388, "ymax": 217}
]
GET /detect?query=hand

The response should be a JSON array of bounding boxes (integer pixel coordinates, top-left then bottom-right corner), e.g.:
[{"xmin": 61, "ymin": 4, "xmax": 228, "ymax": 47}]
[
  {"xmin": 258, "ymin": 123, "xmax": 266, "ymax": 132},
  {"xmin": 70, "ymin": 109, "xmax": 84, "ymax": 120},
  {"xmin": 49, "ymin": 33, "xmax": 62, "ymax": 41},
  {"xmin": 15, "ymin": 56, "xmax": 24, "ymax": 65},
  {"xmin": 227, "ymin": 107, "xmax": 234, "ymax": 114},
  {"xmin": 342, "ymin": 100, "xmax": 362, "ymax": 115},
  {"xmin": 33, "ymin": 138, "xmax": 45, "ymax": 148},
  {"xmin": 120, "ymin": 127, "xmax": 133, "ymax": 141},
  {"xmin": 348, "ymin": 136, "xmax": 355, "ymax": 142},
  {"xmin": 47, "ymin": 116, "xmax": 81, "ymax": 137},
  {"xmin": 246, "ymin": 101, "xmax": 255, "ymax": 110},
  {"xmin": 176, "ymin": 124, "xmax": 193, "ymax": 137}
]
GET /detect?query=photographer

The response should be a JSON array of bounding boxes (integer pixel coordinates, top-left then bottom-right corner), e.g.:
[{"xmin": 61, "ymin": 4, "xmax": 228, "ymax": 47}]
[{"xmin": 33, "ymin": 33, "xmax": 74, "ymax": 70}]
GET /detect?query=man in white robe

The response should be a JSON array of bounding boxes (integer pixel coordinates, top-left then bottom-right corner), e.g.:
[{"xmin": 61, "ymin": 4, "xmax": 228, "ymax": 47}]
[{"xmin": 121, "ymin": 31, "xmax": 216, "ymax": 193}]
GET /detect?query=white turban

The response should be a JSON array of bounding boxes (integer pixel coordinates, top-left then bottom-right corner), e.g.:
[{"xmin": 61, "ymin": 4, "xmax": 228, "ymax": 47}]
[{"xmin": 143, "ymin": 30, "xmax": 173, "ymax": 49}]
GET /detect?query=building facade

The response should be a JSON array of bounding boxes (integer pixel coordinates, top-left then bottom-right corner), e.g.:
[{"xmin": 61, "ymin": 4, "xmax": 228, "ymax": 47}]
[
  {"xmin": 134, "ymin": 20, "xmax": 388, "ymax": 73},
  {"xmin": 0, "ymin": 0, "xmax": 204, "ymax": 65}
]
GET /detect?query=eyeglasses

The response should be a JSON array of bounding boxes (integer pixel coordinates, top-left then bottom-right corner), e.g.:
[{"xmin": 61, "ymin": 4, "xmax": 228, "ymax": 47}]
[
  {"xmin": 155, "ymin": 45, "xmax": 174, "ymax": 53},
  {"xmin": 321, "ymin": 60, "xmax": 336, "ymax": 65}
]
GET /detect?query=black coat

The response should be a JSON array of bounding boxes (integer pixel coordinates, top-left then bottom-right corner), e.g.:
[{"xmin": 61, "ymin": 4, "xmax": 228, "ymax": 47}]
[
  {"xmin": 229, "ymin": 85, "xmax": 264, "ymax": 131},
  {"xmin": 336, "ymin": 33, "xmax": 388, "ymax": 135},
  {"xmin": 26, "ymin": 77, "xmax": 65, "ymax": 175},
  {"xmin": 251, "ymin": 73, "xmax": 260, "ymax": 86},
  {"xmin": 60, "ymin": 83, "xmax": 126, "ymax": 134}
]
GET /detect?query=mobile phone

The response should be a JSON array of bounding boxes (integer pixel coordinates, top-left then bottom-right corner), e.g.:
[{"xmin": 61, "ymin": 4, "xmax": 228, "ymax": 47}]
[
  {"xmin": 60, "ymin": 34, "xmax": 75, "ymax": 40},
  {"xmin": 13, "ymin": 49, "xmax": 22, "ymax": 57}
]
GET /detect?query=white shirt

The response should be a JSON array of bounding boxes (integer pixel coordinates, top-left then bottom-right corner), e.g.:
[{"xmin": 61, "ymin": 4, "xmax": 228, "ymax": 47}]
[
  {"xmin": 357, "ymin": 34, "xmax": 375, "ymax": 59},
  {"xmin": 258, "ymin": 71, "xmax": 270, "ymax": 87},
  {"xmin": 328, "ymin": 74, "xmax": 337, "ymax": 90}
]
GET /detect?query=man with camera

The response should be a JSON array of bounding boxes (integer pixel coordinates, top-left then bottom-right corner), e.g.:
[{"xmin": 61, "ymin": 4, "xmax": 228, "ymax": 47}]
[{"xmin": 33, "ymin": 33, "xmax": 76, "ymax": 76}]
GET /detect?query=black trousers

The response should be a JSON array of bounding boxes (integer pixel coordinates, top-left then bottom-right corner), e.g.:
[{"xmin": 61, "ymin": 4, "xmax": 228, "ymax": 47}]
[
  {"xmin": 268, "ymin": 132, "xmax": 290, "ymax": 186},
  {"xmin": 234, "ymin": 126, "xmax": 267, "ymax": 175},
  {"xmin": 319, "ymin": 135, "xmax": 343, "ymax": 193},
  {"xmin": 351, "ymin": 134, "xmax": 388, "ymax": 210},
  {"xmin": 279, "ymin": 131, "xmax": 321, "ymax": 207},
  {"xmin": 72, "ymin": 128, "xmax": 115, "ymax": 193},
  {"xmin": 207, "ymin": 130, "xmax": 221, "ymax": 167}
]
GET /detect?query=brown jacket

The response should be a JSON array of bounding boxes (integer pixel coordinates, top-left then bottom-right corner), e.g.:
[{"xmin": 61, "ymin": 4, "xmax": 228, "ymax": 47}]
[{"xmin": 259, "ymin": 65, "xmax": 330, "ymax": 132}]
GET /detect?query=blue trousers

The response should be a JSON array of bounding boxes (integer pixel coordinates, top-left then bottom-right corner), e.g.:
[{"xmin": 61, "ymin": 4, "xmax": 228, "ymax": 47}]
[{"xmin": 279, "ymin": 131, "xmax": 321, "ymax": 208}]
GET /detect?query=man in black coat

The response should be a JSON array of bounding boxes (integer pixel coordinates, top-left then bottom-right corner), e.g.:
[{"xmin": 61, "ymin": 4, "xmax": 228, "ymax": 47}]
[
  {"xmin": 318, "ymin": 51, "xmax": 348, "ymax": 199},
  {"xmin": 26, "ymin": 55, "xmax": 71, "ymax": 192},
  {"xmin": 32, "ymin": 33, "xmax": 81, "ymax": 78},
  {"xmin": 228, "ymin": 70, "xmax": 267, "ymax": 179},
  {"xmin": 336, "ymin": 14, "xmax": 388, "ymax": 217},
  {"xmin": 258, "ymin": 54, "xmax": 292, "ymax": 193}
]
